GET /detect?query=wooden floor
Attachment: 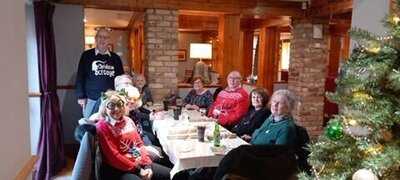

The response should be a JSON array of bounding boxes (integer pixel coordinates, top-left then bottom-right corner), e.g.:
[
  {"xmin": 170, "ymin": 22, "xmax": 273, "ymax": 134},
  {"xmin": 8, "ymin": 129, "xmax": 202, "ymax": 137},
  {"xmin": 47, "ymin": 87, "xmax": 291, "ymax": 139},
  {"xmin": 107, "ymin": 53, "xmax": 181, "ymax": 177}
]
[
  {"xmin": 53, "ymin": 158, "xmax": 74, "ymax": 180},
  {"xmin": 26, "ymin": 158, "xmax": 74, "ymax": 180}
]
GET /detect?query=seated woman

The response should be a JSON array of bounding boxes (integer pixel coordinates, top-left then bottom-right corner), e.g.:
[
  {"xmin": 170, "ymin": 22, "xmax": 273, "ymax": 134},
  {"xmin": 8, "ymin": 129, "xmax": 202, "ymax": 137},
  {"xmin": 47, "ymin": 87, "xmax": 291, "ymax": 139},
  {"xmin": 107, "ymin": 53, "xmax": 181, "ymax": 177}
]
[
  {"xmin": 183, "ymin": 76, "xmax": 213, "ymax": 110},
  {"xmin": 231, "ymin": 88, "xmax": 271, "ymax": 137},
  {"xmin": 76, "ymin": 75, "xmax": 150, "ymax": 142},
  {"xmin": 134, "ymin": 74, "xmax": 153, "ymax": 106},
  {"xmin": 118, "ymin": 85, "xmax": 152, "ymax": 144},
  {"xmin": 95, "ymin": 90, "xmax": 170, "ymax": 180},
  {"xmin": 243, "ymin": 89, "xmax": 298, "ymax": 146}
]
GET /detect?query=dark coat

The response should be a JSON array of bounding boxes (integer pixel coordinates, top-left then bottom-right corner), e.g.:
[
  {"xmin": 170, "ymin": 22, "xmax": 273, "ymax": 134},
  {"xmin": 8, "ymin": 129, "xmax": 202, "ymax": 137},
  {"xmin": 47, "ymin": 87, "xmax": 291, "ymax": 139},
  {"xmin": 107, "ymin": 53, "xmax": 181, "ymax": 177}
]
[
  {"xmin": 231, "ymin": 107, "xmax": 271, "ymax": 137},
  {"xmin": 214, "ymin": 145, "xmax": 298, "ymax": 180}
]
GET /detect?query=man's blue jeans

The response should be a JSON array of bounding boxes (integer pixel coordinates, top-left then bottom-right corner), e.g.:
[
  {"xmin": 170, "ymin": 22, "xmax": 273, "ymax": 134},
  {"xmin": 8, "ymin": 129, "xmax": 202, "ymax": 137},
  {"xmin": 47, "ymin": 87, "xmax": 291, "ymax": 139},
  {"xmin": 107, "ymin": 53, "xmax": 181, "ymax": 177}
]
[{"xmin": 83, "ymin": 99, "xmax": 98, "ymax": 118}]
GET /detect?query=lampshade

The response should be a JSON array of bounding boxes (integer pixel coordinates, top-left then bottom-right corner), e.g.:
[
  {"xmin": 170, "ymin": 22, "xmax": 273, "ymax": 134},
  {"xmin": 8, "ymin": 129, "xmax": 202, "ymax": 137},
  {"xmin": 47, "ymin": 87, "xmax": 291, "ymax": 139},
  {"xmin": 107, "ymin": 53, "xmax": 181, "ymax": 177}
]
[
  {"xmin": 189, "ymin": 43, "xmax": 212, "ymax": 59},
  {"xmin": 85, "ymin": 36, "xmax": 95, "ymax": 45}
]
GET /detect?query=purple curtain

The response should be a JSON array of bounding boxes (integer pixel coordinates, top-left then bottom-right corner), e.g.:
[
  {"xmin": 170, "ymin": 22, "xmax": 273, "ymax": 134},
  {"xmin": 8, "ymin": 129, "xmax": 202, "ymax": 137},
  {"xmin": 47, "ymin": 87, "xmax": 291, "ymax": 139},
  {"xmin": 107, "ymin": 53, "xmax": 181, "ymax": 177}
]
[{"xmin": 32, "ymin": 1, "xmax": 65, "ymax": 180}]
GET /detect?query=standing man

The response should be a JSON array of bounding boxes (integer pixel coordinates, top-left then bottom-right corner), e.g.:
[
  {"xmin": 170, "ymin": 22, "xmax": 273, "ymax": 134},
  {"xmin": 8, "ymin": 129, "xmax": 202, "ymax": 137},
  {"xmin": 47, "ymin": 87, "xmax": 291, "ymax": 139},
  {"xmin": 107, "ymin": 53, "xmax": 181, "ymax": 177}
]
[
  {"xmin": 75, "ymin": 27, "xmax": 124, "ymax": 118},
  {"xmin": 208, "ymin": 71, "xmax": 249, "ymax": 130}
]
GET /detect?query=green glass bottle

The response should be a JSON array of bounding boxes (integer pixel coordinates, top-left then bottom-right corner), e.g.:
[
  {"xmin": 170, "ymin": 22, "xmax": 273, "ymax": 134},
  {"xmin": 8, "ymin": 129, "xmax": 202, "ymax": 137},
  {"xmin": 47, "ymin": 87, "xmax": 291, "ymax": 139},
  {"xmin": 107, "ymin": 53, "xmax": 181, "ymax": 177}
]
[{"xmin": 213, "ymin": 123, "xmax": 221, "ymax": 147}]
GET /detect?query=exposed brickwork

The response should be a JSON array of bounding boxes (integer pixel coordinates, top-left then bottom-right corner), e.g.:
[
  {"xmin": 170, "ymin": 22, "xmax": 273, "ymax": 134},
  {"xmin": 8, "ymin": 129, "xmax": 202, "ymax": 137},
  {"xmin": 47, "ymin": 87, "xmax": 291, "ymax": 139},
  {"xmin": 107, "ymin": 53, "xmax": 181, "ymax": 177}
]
[
  {"xmin": 144, "ymin": 9, "xmax": 179, "ymax": 102},
  {"xmin": 288, "ymin": 19, "xmax": 329, "ymax": 138}
]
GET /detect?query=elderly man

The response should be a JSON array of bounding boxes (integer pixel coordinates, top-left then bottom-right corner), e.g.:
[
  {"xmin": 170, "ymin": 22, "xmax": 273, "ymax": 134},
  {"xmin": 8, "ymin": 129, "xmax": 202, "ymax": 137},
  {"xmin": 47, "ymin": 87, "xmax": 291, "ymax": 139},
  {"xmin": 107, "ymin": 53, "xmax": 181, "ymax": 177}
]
[
  {"xmin": 75, "ymin": 27, "xmax": 124, "ymax": 118},
  {"xmin": 208, "ymin": 71, "xmax": 249, "ymax": 130}
]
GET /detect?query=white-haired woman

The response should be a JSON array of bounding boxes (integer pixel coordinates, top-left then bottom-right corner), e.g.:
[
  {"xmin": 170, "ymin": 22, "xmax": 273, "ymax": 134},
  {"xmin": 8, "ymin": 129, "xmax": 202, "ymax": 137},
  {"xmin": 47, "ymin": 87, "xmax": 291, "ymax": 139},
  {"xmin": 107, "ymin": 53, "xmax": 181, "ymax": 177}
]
[
  {"xmin": 134, "ymin": 74, "xmax": 153, "ymax": 105},
  {"xmin": 96, "ymin": 90, "xmax": 170, "ymax": 180},
  {"xmin": 246, "ymin": 89, "xmax": 298, "ymax": 146},
  {"xmin": 119, "ymin": 85, "xmax": 156, "ymax": 146}
]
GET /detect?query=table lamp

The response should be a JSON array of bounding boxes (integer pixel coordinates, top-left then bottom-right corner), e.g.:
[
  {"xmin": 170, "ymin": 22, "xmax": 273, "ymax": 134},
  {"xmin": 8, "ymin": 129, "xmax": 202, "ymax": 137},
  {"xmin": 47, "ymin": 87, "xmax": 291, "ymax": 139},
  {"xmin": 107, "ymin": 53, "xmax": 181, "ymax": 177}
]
[{"xmin": 190, "ymin": 43, "xmax": 212, "ymax": 84}]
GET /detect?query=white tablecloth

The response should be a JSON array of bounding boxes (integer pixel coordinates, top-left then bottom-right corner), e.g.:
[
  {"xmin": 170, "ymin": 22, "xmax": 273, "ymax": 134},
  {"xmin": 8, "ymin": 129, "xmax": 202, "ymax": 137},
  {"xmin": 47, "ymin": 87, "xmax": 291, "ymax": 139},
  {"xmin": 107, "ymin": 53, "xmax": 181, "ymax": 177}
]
[{"xmin": 151, "ymin": 110, "xmax": 248, "ymax": 179}]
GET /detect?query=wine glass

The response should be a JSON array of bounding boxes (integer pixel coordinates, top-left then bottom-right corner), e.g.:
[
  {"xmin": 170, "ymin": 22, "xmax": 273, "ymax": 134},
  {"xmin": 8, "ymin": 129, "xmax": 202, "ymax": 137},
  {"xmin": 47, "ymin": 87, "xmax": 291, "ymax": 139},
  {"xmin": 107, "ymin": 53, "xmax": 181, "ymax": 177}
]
[{"xmin": 199, "ymin": 108, "xmax": 206, "ymax": 116}]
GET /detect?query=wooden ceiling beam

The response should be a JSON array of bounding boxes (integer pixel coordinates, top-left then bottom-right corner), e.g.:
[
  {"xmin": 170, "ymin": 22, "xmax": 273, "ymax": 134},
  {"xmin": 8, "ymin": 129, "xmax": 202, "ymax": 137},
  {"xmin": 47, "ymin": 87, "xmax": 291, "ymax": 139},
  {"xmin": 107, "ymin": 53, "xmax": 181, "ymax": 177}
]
[
  {"xmin": 261, "ymin": 17, "xmax": 291, "ymax": 27},
  {"xmin": 241, "ymin": 16, "xmax": 291, "ymax": 30},
  {"xmin": 310, "ymin": 0, "xmax": 353, "ymax": 17},
  {"xmin": 310, "ymin": 0, "xmax": 328, "ymax": 8},
  {"xmin": 58, "ymin": 0, "xmax": 255, "ymax": 13},
  {"xmin": 179, "ymin": 15, "xmax": 218, "ymax": 31},
  {"xmin": 58, "ymin": 0, "xmax": 304, "ymax": 17},
  {"xmin": 178, "ymin": 29, "xmax": 215, "ymax": 32},
  {"xmin": 178, "ymin": 10, "xmax": 224, "ymax": 17}
]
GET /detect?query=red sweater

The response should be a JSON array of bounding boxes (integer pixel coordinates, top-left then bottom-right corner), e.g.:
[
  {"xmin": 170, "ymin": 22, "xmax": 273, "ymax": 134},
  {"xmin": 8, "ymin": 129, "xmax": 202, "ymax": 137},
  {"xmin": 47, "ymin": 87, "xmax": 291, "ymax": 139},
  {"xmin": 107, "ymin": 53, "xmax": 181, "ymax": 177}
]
[
  {"xmin": 96, "ymin": 117, "xmax": 152, "ymax": 172},
  {"xmin": 208, "ymin": 87, "xmax": 249, "ymax": 127}
]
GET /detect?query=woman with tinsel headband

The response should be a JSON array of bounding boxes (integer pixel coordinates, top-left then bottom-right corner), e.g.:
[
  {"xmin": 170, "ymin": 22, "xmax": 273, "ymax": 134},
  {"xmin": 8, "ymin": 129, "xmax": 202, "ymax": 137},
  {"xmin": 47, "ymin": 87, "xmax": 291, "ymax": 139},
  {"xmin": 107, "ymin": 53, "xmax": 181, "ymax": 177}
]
[{"xmin": 96, "ymin": 90, "xmax": 170, "ymax": 180}]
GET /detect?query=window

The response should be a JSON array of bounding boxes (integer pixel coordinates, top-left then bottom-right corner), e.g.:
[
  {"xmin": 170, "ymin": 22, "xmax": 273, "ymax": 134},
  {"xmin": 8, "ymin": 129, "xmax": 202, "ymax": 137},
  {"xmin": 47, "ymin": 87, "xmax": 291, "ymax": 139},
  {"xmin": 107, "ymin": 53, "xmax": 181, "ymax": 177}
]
[
  {"xmin": 251, "ymin": 33, "xmax": 259, "ymax": 78},
  {"xmin": 280, "ymin": 40, "xmax": 290, "ymax": 70}
]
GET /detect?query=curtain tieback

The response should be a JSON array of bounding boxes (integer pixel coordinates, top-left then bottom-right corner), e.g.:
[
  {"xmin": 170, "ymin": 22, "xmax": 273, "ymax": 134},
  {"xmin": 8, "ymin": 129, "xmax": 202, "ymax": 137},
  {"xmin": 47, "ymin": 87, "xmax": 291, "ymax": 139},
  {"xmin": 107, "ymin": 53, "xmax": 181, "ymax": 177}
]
[{"xmin": 43, "ymin": 91, "xmax": 55, "ymax": 95}]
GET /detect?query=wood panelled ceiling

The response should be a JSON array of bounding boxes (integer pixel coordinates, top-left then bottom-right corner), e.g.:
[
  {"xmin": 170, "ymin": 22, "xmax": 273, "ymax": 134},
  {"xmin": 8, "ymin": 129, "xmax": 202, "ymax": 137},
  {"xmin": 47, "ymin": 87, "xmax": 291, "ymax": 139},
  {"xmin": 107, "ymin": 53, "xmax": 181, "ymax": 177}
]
[
  {"xmin": 59, "ymin": 0, "xmax": 353, "ymax": 19},
  {"xmin": 85, "ymin": 8, "xmax": 134, "ymax": 28},
  {"xmin": 241, "ymin": 16, "xmax": 291, "ymax": 30},
  {"xmin": 310, "ymin": 0, "xmax": 353, "ymax": 17},
  {"xmin": 65, "ymin": 0, "xmax": 353, "ymax": 31},
  {"xmin": 57, "ymin": 0, "xmax": 305, "ymax": 17}
]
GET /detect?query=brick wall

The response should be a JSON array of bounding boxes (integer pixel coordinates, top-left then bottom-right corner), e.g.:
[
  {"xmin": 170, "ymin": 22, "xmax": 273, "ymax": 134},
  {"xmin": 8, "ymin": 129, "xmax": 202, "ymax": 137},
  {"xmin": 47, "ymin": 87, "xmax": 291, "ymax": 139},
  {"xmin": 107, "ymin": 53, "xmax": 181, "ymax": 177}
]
[
  {"xmin": 144, "ymin": 9, "xmax": 179, "ymax": 102},
  {"xmin": 288, "ymin": 19, "xmax": 329, "ymax": 138}
]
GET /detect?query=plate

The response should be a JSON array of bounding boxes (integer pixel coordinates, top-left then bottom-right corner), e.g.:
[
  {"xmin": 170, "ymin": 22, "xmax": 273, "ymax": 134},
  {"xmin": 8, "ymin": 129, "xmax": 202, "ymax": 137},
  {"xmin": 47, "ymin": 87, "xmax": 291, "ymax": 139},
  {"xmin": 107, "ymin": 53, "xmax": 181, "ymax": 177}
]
[
  {"xmin": 178, "ymin": 143, "xmax": 194, "ymax": 153},
  {"xmin": 210, "ymin": 145, "xmax": 226, "ymax": 155}
]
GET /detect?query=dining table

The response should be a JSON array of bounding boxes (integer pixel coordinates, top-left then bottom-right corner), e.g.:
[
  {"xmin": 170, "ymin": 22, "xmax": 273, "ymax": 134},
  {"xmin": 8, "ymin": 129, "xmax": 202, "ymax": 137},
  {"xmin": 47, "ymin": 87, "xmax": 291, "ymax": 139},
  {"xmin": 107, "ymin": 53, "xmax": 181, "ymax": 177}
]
[{"xmin": 150, "ymin": 108, "xmax": 249, "ymax": 179}]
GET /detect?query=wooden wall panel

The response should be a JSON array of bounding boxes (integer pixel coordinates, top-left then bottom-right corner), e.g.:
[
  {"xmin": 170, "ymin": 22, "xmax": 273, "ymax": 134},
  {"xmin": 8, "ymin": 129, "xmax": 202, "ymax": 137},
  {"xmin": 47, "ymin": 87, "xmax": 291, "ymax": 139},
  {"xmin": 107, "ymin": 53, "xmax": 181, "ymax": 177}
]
[
  {"xmin": 257, "ymin": 27, "xmax": 280, "ymax": 93},
  {"xmin": 324, "ymin": 24, "xmax": 350, "ymax": 122},
  {"xmin": 328, "ymin": 34, "xmax": 341, "ymax": 77},
  {"xmin": 131, "ymin": 22, "xmax": 145, "ymax": 74},
  {"xmin": 241, "ymin": 30, "xmax": 254, "ymax": 78},
  {"xmin": 217, "ymin": 14, "xmax": 241, "ymax": 85},
  {"xmin": 179, "ymin": 15, "xmax": 218, "ymax": 31}
]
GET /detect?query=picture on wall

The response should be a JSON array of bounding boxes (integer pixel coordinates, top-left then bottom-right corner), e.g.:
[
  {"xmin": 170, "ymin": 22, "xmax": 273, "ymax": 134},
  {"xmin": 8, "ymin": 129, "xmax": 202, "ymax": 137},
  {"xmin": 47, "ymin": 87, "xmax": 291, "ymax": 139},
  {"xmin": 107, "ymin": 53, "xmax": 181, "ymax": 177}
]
[{"xmin": 177, "ymin": 49, "xmax": 186, "ymax": 61}]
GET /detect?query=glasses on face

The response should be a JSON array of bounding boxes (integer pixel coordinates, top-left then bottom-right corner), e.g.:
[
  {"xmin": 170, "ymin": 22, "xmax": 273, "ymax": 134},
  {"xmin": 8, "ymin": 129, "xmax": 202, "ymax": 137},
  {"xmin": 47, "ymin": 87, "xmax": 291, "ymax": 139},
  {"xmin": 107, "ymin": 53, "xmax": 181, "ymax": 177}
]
[
  {"xmin": 95, "ymin": 27, "xmax": 112, "ymax": 32},
  {"xmin": 228, "ymin": 77, "xmax": 241, "ymax": 81},
  {"xmin": 96, "ymin": 35, "xmax": 110, "ymax": 40},
  {"xmin": 252, "ymin": 95, "xmax": 263, "ymax": 100},
  {"xmin": 106, "ymin": 100, "xmax": 125, "ymax": 110},
  {"xmin": 193, "ymin": 80, "xmax": 202, "ymax": 85}
]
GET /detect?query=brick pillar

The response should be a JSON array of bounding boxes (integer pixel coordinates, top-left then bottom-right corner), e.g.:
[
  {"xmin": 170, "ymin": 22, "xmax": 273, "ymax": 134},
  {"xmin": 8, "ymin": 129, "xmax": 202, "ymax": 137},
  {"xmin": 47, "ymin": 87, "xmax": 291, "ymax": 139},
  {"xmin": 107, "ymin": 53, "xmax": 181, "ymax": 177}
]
[
  {"xmin": 144, "ymin": 9, "xmax": 179, "ymax": 102},
  {"xmin": 288, "ymin": 19, "xmax": 329, "ymax": 138}
]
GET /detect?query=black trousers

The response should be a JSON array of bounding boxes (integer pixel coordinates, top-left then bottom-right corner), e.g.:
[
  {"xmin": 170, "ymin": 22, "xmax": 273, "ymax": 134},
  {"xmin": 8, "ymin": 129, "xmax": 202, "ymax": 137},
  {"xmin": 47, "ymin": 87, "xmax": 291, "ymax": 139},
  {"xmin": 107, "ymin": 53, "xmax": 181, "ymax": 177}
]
[{"xmin": 101, "ymin": 163, "xmax": 171, "ymax": 180}]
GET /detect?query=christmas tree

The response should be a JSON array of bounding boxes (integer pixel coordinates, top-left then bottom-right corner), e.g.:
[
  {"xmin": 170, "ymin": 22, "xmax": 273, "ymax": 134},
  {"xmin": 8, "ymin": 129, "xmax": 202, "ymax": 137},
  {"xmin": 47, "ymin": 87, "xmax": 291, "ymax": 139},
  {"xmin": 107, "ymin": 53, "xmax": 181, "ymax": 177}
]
[{"xmin": 300, "ymin": 1, "xmax": 400, "ymax": 180}]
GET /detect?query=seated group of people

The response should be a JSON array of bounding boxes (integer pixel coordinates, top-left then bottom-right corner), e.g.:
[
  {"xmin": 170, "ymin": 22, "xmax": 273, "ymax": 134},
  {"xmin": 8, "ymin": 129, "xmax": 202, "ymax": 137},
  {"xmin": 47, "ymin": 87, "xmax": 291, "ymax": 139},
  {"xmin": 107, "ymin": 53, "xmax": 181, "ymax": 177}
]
[
  {"xmin": 73, "ymin": 28, "xmax": 309, "ymax": 180},
  {"xmin": 185, "ymin": 70, "xmax": 301, "ymax": 147},
  {"xmin": 75, "ymin": 74, "xmax": 171, "ymax": 180},
  {"xmin": 75, "ymin": 70, "xmax": 309, "ymax": 180},
  {"xmin": 177, "ymin": 70, "xmax": 310, "ymax": 179}
]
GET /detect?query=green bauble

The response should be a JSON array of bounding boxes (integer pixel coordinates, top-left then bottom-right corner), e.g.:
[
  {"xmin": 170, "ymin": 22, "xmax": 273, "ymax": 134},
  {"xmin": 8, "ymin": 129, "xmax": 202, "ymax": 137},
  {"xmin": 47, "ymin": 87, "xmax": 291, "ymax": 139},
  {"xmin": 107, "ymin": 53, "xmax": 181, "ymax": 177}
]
[{"xmin": 326, "ymin": 121, "xmax": 344, "ymax": 141}]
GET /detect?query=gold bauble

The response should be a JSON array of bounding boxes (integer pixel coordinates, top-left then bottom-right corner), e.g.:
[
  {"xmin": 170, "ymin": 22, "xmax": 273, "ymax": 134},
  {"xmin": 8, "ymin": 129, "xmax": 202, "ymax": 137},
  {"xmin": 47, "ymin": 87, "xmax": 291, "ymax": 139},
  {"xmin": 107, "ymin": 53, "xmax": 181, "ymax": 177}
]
[
  {"xmin": 353, "ymin": 91, "xmax": 373, "ymax": 101},
  {"xmin": 364, "ymin": 144, "xmax": 384, "ymax": 156},
  {"xmin": 366, "ymin": 47, "xmax": 381, "ymax": 53},
  {"xmin": 349, "ymin": 119, "xmax": 358, "ymax": 126}
]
